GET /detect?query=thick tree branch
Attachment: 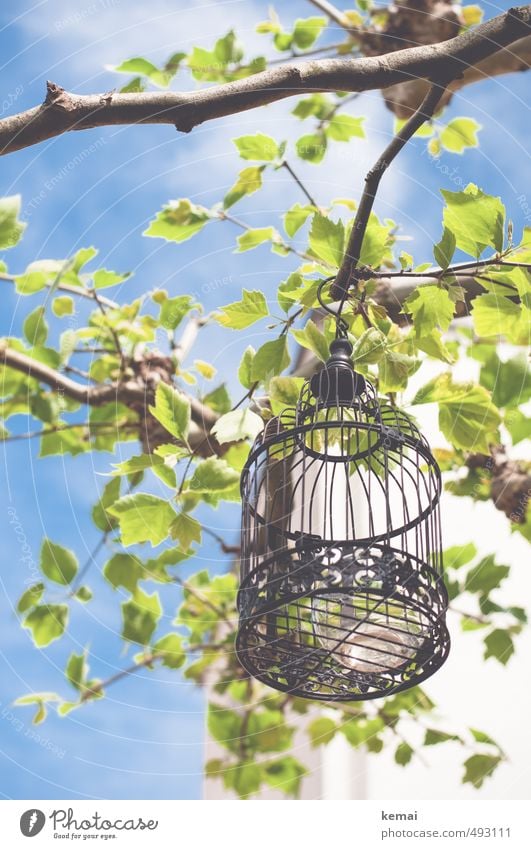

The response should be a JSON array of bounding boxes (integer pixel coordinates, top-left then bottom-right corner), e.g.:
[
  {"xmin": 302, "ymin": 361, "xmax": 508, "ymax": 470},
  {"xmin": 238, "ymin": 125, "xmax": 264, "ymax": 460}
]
[
  {"xmin": 385, "ymin": 34, "xmax": 531, "ymax": 116},
  {"xmin": 0, "ymin": 7, "xmax": 529, "ymax": 155},
  {"xmin": 332, "ymin": 79, "xmax": 449, "ymax": 298},
  {"xmin": 0, "ymin": 342, "xmax": 218, "ymax": 431}
]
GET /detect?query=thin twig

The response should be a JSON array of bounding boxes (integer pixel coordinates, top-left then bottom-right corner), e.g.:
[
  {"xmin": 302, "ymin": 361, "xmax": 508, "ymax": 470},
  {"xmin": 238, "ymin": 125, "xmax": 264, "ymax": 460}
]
[
  {"xmin": 80, "ymin": 654, "xmax": 159, "ymax": 701},
  {"xmin": 217, "ymin": 209, "xmax": 323, "ymax": 266},
  {"xmin": 332, "ymin": 79, "xmax": 450, "ymax": 298},
  {"xmin": 0, "ymin": 421, "xmax": 140, "ymax": 443},
  {"xmin": 0, "ymin": 272, "xmax": 118, "ymax": 309},
  {"xmin": 69, "ymin": 534, "xmax": 109, "ymax": 596},
  {"xmin": 373, "ymin": 258, "xmax": 531, "ymax": 279},
  {"xmin": 307, "ymin": 0, "xmax": 360, "ymax": 34},
  {"xmin": 281, "ymin": 160, "xmax": 319, "ymax": 207},
  {"xmin": 202, "ymin": 526, "xmax": 241, "ymax": 556},
  {"xmin": 91, "ymin": 286, "xmax": 126, "ymax": 373},
  {"xmin": 63, "ymin": 364, "xmax": 95, "ymax": 380},
  {"xmin": 267, "ymin": 42, "xmax": 352, "ymax": 66},
  {"xmin": 173, "ymin": 575, "xmax": 234, "ymax": 628}
]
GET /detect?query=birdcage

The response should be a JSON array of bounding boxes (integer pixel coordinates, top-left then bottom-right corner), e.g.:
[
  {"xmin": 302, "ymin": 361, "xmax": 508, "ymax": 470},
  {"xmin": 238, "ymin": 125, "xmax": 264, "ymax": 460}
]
[{"xmin": 236, "ymin": 335, "xmax": 450, "ymax": 701}]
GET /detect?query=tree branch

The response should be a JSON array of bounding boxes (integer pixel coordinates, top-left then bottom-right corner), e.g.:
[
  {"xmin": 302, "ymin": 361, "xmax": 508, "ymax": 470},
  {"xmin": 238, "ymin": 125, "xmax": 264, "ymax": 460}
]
[
  {"xmin": 0, "ymin": 7, "xmax": 529, "ymax": 155},
  {"xmin": 384, "ymin": 34, "xmax": 531, "ymax": 117},
  {"xmin": 0, "ymin": 271, "xmax": 118, "ymax": 309},
  {"xmin": 332, "ymin": 79, "xmax": 449, "ymax": 298},
  {"xmin": 307, "ymin": 0, "xmax": 357, "ymax": 33},
  {"xmin": 0, "ymin": 342, "xmax": 219, "ymax": 431}
]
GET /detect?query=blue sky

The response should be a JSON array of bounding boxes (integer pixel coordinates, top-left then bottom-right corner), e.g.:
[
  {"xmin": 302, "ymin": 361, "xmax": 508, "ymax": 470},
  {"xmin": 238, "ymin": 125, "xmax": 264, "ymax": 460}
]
[{"xmin": 0, "ymin": 0, "xmax": 528, "ymax": 800}]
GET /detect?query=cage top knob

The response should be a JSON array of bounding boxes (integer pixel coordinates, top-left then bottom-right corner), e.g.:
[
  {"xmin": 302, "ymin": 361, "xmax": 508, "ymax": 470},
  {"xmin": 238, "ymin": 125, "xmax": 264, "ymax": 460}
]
[
  {"xmin": 328, "ymin": 337, "xmax": 353, "ymax": 363},
  {"xmin": 309, "ymin": 338, "xmax": 366, "ymax": 402}
]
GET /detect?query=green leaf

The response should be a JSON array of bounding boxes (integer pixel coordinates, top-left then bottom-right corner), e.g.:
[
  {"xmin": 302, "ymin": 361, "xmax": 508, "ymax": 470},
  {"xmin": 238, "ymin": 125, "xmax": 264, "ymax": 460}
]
[
  {"xmin": 216, "ymin": 289, "xmax": 268, "ymax": 329},
  {"xmin": 262, "ymin": 756, "xmax": 307, "ymax": 797},
  {"xmin": 413, "ymin": 373, "xmax": 500, "ymax": 452},
  {"xmin": 251, "ymin": 337, "xmax": 290, "ymax": 381},
  {"xmin": 23, "ymin": 604, "xmax": 68, "ymax": 647},
  {"xmin": 433, "ymin": 227, "xmax": 456, "ymax": 270},
  {"xmin": 296, "ymin": 132, "xmax": 327, "ymax": 163},
  {"xmin": 149, "ymin": 382, "xmax": 190, "ymax": 441},
  {"xmin": 480, "ymin": 352, "xmax": 531, "ymax": 408},
  {"xmin": 238, "ymin": 346, "xmax": 255, "ymax": 389},
  {"xmin": 226, "ymin": 763, "xmax": 263, "ymax": 798},
  {"xmin": 108, "ymin": 493, "xmax": 177, "ymax": 546},
  {"xmin": 292, "ymin": 16, "xmax": 327, "ymax": 49},
  {"xmin": 292, "ymin": 318, "xmax": 329, "ymax": 362},
  {"xmin": 121, "ymin": 589, "xmax": 162, "ymax": 645},
  {"xmin": 403, "ymin": 285, "xmax": 455, "ymax": 336},
  {"xmin": 443, "ymin": 543, "xmax": 477, "ymax": 569},
  {"xmin": 462, "ymin": 5, "xmax": 484, "ymax": 25},
  {"xmin": 395, "ymin": 742, "xmax": 414, "ymax": 766},
  {"xmin": 484, "ymin": 629, "xmax": 515, "ymax": 665},
  {"xmin": 413, "ymin": 329, "xmax": 455, "ymax": 364},
  {"xmin": 23, "ymin": 306, "xmax": 48, "ymax": 346},
  {"xmin": 440, "ymin": 118, "xmax": 481, "ymax": 153},
  {"xmin": 307, "ymin": 716, "xmax": 336, "ymax": 747},
  {"xmin": 144, "ymin": 200, "xmax": 209, "ymax": 242},
  {"xmin": 170, "ymin": 512, "xmax": 202, "ymax": 548},
  {"xmin": 233, "ymin": 133, "xmax": 279, "ymax": 161},
  {"xmin": 0, "ymin": 195, "xmax": 26, "ymax": 249},
  {"xmin": 111, "ymin": 453, "xmax": 166, "ymax": 476},
  {"xmin": 93, "ymin": 268, "xmax": 131, "ymax": 289},
  {"xmin": 188, "ymin": 457, "xmax": 240, "ymax": 494},
  {"xmin": 223, "ymin": 165, "xmax": 264, "ymax": 209},
  {"xmin": 326, "ymin": 114, "xmax": 365, "ymax": 142},
  {"xmin": 472, "ymin": 294, "xmax": 530, "ymax": 345},
  {"xmin": 269, "ymin": 376, "xmax": 304, "ymax": 416},
  {"xmin": 74, "ymin": 586, "xmax": 92, "ymax": 603},
  {"xmin": 469, "ymin": 728, "xmax": 499, "ymax": 747},
  {"xmin": 40, "ymin": 539, "xmax": 78, "ymax": 585},
  {"xmin": 103, "ymin": 553, "xmax": 143, "ymax": 593},
  {"xmin": 236, "ymin": 227, "xmax": 275, "ymax": 252},
  {"xmin": 378, "ymin": 351, "xmax": 418, "ymax": 393},
  {"xmin": 399, "ymin": 251, "xmax": 413, "ymax": 270},
  {"xmin": 159, "ymin": 294, "xmax": 197, "ymax": 331},
  {"xmin": 341, "ymin": 716, "xmax": 384, "ymax": 748},
  {"xmin": 208, "ymin": 703, "xmax": 242, "ymax": 749},
  {"xmin": 441, "ymin": 184, "xmax": 505, "ymax": 257},
  {"xmin": 120, "ymin": 77, "xmax": 145, "ymax": 93},
  {"xmin": 153, "ymin": 633, "xmax": 185, "ymax": 668},
  {"xmin": 283, "ymin": 204, "xmax": 315, "ymax": 238},
  {"xmin": 52, "ymin": 296, "xmax": 74, "ymax": 317},
  {"xmin": 465, "ymin": 555, "xmax": 509, "ymax": 594},
  {"xmin": 352, "ymin": 327, "xmax": 386, "ymax": 364},
  {"xmin": 92, "ymin": 477, "xmax": 121, "ymax": 532},
  {"xmin": 202, "ymin": 384, "xmax": 232, "ymax": 414},
  {"xmin": 462, "ymin": 754, "xmax": 501, "ymax": 788},
  {"xmin": 309, "ymin": 214, "xmax": 344, "ymax": 267},
  {"xmin": 358, "ymin": 214, "xmax": 391, "ymax": 267},
  {"xmin": 506, "ymin": 409, "xmax": 531, "ymax": 445},
  {"xmin": 17, "ymin": 583, "xmax": 45, "ymax": 614},
  {"xmin": 292, "ymin": 94, "xmax": 331, "ymax": 120},
  {"xmin": 277, "ymin": 272, "xmax": 306, "ymax": 312},
  {"xmin": 211, "ymin": 408, "xmax": 263, "ymax": 444},
  {"xmin": 65, "ymin": 651, "xmax": 87, "ymax": 691},
  {"xmin": 113, "ymin": 57, "xmax": 175, "ymax": 88},
  {"xmin": 424, "ymin": 729, "xmax": 461, "ymax": 746}
]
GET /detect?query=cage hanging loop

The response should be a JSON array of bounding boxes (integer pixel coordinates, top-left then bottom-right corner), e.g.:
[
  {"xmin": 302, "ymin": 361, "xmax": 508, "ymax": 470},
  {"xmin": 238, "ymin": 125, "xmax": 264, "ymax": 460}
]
[{"xmin": 317, "ymin": 276, "xmax": 350, "ymax": 340}]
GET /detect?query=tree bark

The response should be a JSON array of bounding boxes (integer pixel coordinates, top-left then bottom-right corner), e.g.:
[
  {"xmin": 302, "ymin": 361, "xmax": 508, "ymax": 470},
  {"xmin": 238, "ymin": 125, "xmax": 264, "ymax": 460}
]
[{"xmin": 0, "ymin": 6, "xmax": 529, "ymax": 155}]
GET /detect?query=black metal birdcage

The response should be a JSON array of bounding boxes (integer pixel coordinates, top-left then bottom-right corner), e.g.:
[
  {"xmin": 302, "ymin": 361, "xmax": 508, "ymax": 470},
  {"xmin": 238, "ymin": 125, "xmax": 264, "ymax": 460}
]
[{"xmin": 236, "ymin": 294, "xmax": 450, "ymax": 701}]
